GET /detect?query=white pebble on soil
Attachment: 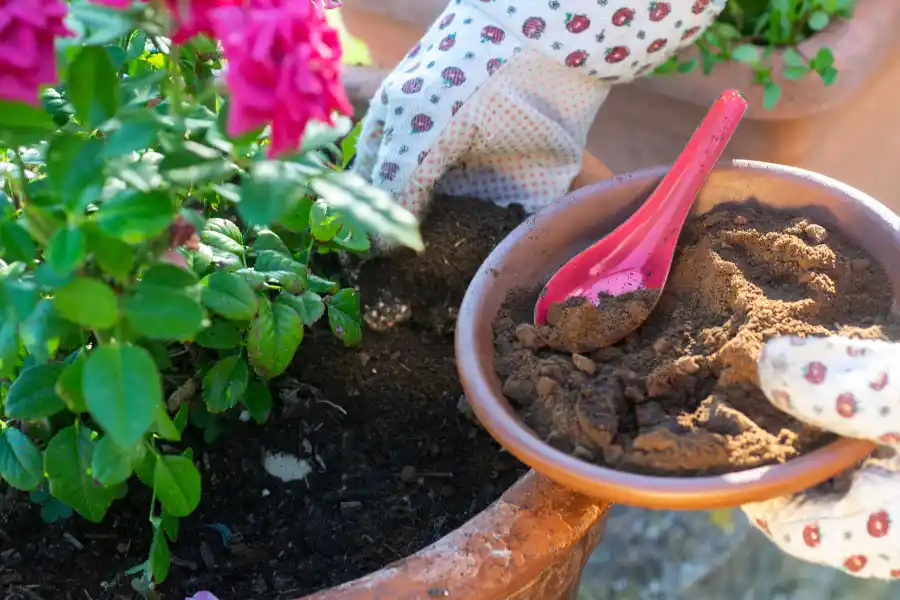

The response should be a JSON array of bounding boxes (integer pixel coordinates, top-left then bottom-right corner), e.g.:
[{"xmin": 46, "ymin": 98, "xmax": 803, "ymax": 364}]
[{"xmin": 263, "ymin": 451, "xmax": 312, "ymax": 483}]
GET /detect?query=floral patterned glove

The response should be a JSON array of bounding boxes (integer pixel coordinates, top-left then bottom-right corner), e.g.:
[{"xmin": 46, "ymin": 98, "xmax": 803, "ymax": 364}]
[
  {"xmin": 352, "ymin": 0, "xmax": 725, "ymax": 227},
  {"xmin": 743, "ymin": 335, "xmax": 900, "ymax": 579}
]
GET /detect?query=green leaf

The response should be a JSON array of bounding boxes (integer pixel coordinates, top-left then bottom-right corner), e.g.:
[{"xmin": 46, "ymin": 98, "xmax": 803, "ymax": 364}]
[
  {"xmin": 173, "ymin": 404, "xmax": 189, "ymax": 434},
  {"xmin": 140, "ymin": 264, "xmax": 197, "ymax": 288},
  {"xmin": 53, "ymin": 277, "xmax": 120, "ymax": 329},
  {"xmin": 811, "ymin": 47, "xmax": 835, "ymax": 70},
  {"xmin": 307, "ymin": 273, "xmax": 338, "ymax": 295},
  {"xmin": 45, "ymin": 135, "xmax": 105, "ymax": 211},
  {"xmin": 327, "ymin": 288, "xmax": 362, "ymax": 347},
  {"xmin": 0, "ymin": 319, "xmax": 18, "ymax": 378},
  {"xmin": 253, "ymin": 250, "xmax": 307, "ymax": 293},
  {"xmin": 102, "ymin": 115, "xmax": 160, "ymax": 158},
  {"xmin": 134, "ymin": 450, "xmax": 157, "ymax": 488},
  {"xmin": 56, "ymin": 353, "xmax": 88, "ymax": 413},
  {"xmin": 763, "ymin": 82, "xmax": 782, "ymax": 109},
  {"xmin": 808, "ymin": 10, "xmax": 830, "ymax": 31},
  {"xmin": 22, "ymin": 203, "xmax": 64, "ymax": 246},
  {"xmin": 341, "ymin": 121, "xmax": 362, "ymax": 168},
  {"xmin": 160, "ymin": 145, "xmax": 237, "ymax": 186},
  {"xmin": 0, "ymin": 221, "xmax": 37, "ymax": 262},
  {"xmin": 83, "ymin": 344, "xmax": 162, "ymax": 449},
  {"xmin": 0, "ymin": 427, "xmax": 43, "ymax": 491},
  {"xmin": 201, "ymin": 218, "xmax": 243, "ymax": 254},
  {"xmin": 252, "ymin": 229, "xmax": 290, "ymax": 255},
  {"xmin": 730, "ymin": 44, "xmax": 760, "ymax": 64},
  {"xmin": 4, "ymin": 277, "xmax": 39, "ymax": 322},
  {"xmin": 97, "ymin": 190, "xmax": 175, "ymax": 243},
  {"xmin": 333, "ymin": 222, "xmax": 371, "ymax": 253},
  {"xmin": 4, "ymin": 363, "xmax": 66, "ymax": 419},
  {"xmin": 309, "ymin": 199, "xmax": 343, "ymax": 242},
  {"xmin": 278, "ymin": 291, "xmax": 325, "ymax": 326},
  {"xmin": 310, "ymin": 171, "xmax": 423, "ymax": 251},
  {"xmin": 69, "ymin": 1, "xmax": 137, "ymax": 45},
  {"xmin": 90, "ymin": 436, "xmax": 137, "ymax": 486},
  {"xmin": 124, "ymin": 286, "xmax": 205, "ymax": 341},
  {"xmin": 153, "ymin": 404, "xmax": 181, "ymax": 442},
  {"xmin": 0, "ymin": 100, "xmax": 57, "ymax": 145},
  {"xmin": 153, "ymin": 455, "xmax": 201, "ymax": 517},
  {"xmin": 161, "ymin": 511, "xmax": 180, "ymax": 541},
  {"xmin": 67, "ymin": 46, "xmax": 120, "ymax": 128},
  {"xmin": 44, "ymin": 425, "xmax": 116, "ymax": 523},
  {"xmin": 238, "ymin": 161, "xmax": 312, "ymax": 226},
  {"xmin": 782, "ymin": 47, "xmax": 807, "ymax": 68},
  {"xmin": 247, "ymin": 296, "xmax": 304, "ymax": 378},
  {"xmin": 201, "ymin": 271, "xmax": 258, "ymax": 320},
  {"xmin": 85, "ymin": 225, "xmax": 135, "ymax": 280},
  {"xmin": 300, "ymin": 115, "xmax": 354, "ymax": 154},
  {"xmin": 40, "ymin": 498, "xmax": 74, "ymax": 523},
  {"xmin": 202, "ymin": 355, "xmax": 249, "ymax": 413},
  {"xmin": 19, "ymin": 299, "xmax": 64, "ymax": 363},
  {"xmin": 46, "ymin": 225, "xmax": 86, "ymax": 275},
  {"xmin": 819, "ymin": 66, "xmax": 838, "ymax": 86},
  {"xmin": 194, "ymin": 319, "xmax": 243, "ymax": 349},
  {"xmin": 783, "ymin": 66, "xmax": 810, "ymax": 80},
  {"xmin": 149, "ymin": 527, "xmax": 171, "ymax": 583},
  {"xmin": 242, "ymin": 380, "xmax": 273, "ymax": 424}
]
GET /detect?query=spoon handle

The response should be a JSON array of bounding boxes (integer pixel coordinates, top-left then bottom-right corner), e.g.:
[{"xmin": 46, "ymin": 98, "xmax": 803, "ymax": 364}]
[{"xmin": 636, "ymin": 89, "xmax": 749, "ymax": 228}]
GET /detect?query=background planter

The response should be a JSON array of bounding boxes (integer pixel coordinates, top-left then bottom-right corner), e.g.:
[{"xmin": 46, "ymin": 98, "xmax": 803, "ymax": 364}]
[
  {"xmin": 340, "ymin": 0, "xmax": 900, "ymax": 213},
  {"xmin": 301, "ymin": 472, "xmax": 609, "ymax": 600}
]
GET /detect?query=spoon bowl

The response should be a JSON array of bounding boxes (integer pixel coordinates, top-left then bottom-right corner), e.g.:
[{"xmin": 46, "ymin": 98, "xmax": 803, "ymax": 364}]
[{"xmin": 534, "ymin": 90, "xmax": 749, "ymax": 343}]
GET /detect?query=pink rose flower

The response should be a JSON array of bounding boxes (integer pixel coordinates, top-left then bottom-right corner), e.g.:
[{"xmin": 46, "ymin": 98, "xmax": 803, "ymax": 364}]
[
  {"xmin": 90, "ymin": 0, "xmax": 133, "ymax": 7},
  {"xmin": 212, "ymin": 0, "xmax": 351, "ymax": 157},
  {"xmin": 164, "ymin": 0, "xmax": 244, "ymax": 44},
  {"xmin": 0, "ymin": 0, "xmax": 74, "ymax": 105},
  {"xmin": 91, "ymin": 0, "xmax": 243, "ymax": 43}
]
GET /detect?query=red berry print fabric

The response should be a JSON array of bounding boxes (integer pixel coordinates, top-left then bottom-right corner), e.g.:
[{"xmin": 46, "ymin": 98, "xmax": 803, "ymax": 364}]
[
  {"xmin": 352, "ymin": 0, "xmax": 724, "ymax": 246},
  {"xmin": 742, "ymin": 335, "xmax": 900, "ymax": 580}
]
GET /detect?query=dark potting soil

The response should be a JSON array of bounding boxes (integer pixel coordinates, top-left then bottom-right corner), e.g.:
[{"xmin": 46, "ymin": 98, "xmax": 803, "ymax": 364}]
[
  {"xmin": 1, "ymin": 196, "xmax": 527, "ymax": 600},
  {"xmin": 495, "ymin": 206, "xmax": 900, "ymax": 476}
]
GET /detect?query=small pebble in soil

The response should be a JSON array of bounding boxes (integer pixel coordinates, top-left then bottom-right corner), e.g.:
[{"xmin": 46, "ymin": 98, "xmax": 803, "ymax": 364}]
[
  {"xmin": 363, "ymin": 296, "xmax": 412, "ymax": 332},
  {"xmin": 804, "ymin": 223, "xmax": 829, "ymax": 244},
  {"xmin": 341, "ymin": 501, "xmax": 363, "ymax": 516},
  {"xmin": 400, "ymin": 465, "xmax": 418, "ymax": 483}
]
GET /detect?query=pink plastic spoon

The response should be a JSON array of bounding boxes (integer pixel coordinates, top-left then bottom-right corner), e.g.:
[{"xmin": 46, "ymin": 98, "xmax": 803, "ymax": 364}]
[{"xmin": 534, "ymin": 89, "xmax": 749, "ymax": 335}]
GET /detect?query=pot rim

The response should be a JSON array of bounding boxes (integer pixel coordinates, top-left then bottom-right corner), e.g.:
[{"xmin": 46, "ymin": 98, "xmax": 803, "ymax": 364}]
[{"xmin": 456, "ymin": 160, "xmax": 886, "ymax": 510}]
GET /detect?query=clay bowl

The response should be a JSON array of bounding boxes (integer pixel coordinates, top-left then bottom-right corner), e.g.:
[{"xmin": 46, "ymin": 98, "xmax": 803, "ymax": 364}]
[{"xmin": 456, "ymin": 160, "xmax": 895, "ymax": 510}]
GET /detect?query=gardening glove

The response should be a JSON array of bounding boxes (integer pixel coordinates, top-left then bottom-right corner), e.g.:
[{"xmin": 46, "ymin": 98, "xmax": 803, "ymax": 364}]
[
  {"xmin": 352, "ymin": 0, "xmax": 725, "ymax": 228},
  {"xmin": 742, "ymin": 335, "xmax": 900, "ymax": 579}
]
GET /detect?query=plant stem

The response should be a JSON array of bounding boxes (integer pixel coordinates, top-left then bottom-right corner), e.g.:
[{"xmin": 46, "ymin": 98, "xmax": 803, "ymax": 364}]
[{"xmin": 11, "ymin": 150, "xmax": 30, "ymax": 206}]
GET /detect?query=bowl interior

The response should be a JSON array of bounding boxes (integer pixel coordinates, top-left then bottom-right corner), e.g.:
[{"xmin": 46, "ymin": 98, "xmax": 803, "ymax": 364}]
[{"xmin": 457, "ymin": 160, "xmax": 895, "ymax": 509}]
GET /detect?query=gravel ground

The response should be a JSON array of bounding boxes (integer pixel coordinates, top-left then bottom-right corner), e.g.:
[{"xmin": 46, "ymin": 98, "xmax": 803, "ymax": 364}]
[{"xmin": 579, "ymin": 507, "xmax": 900, "ymax": 600}]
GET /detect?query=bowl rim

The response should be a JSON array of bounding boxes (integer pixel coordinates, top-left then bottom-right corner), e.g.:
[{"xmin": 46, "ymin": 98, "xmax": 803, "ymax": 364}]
[{"xmin": 455, "ymin": 159, "xmax": 886, "ymax": 510}]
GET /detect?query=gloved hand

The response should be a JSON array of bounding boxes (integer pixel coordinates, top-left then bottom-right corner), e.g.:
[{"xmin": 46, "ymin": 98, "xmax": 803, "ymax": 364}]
[
  {"xmin": 743, "ymin": 334, "xmax": 900, "ymax": 579},
  {"xmin": 352, "ymin": 0, "xmax": 725, "ymax": 226}
]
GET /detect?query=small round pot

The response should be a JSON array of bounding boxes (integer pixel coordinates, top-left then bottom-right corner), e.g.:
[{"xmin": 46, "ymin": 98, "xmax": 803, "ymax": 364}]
[{"xmin": 456, "ymin": 160, "xmax": 893, "ymax": 510}]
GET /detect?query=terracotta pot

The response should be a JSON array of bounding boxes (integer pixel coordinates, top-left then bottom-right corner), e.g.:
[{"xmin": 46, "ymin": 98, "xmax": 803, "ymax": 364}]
[
  {"xmin": 455, "ymin": 160, "xmax": 894, "ymax": 510},
  {"xmin": 299, "ymin": 472, "xmax": 609, "ymax": 600},
  {"xmin": 339, "ymin": 0, "xmax": 900, "ymax": 213}
]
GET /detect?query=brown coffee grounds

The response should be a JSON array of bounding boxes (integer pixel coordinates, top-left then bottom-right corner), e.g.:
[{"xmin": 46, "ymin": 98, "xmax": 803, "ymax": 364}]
[
  {"xmin": 494, "ymin": 206, "xmax": 900, "ymax": 476},
  {"xmin": 536, "ymin": 290, "xmax": 658, "ymax": 353}
]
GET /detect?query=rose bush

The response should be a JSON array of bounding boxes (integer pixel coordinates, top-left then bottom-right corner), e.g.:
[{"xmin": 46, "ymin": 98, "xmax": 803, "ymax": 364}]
[{"xmin": 0, "ymin": 0, "xmax": 421, "ymax": 592}]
